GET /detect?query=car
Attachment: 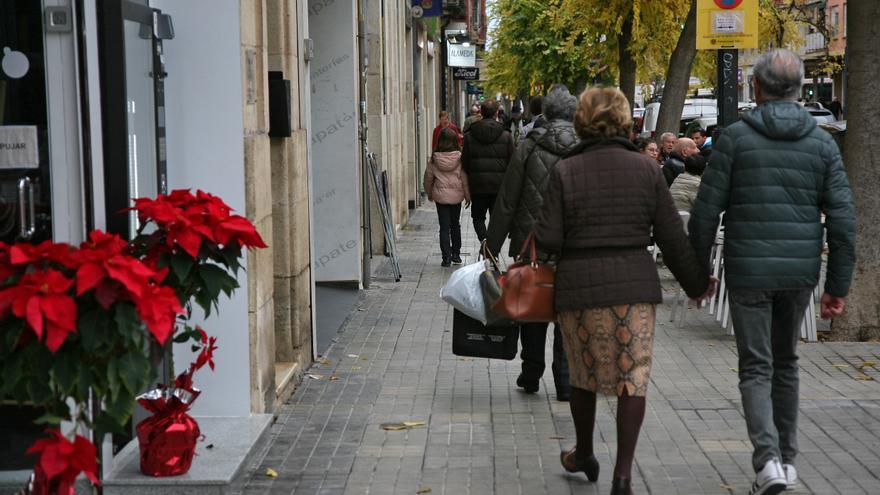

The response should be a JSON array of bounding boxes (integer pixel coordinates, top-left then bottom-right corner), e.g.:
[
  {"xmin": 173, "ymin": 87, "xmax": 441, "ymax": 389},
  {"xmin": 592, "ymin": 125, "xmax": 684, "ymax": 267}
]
[
  {"xmin": 808, "ymin": 108, "xmax": 836, "ymax": 125},
  {"xmin": 819, "ymin": 120, "xmax": 846, "ymax": 150},
  {"xmin": 639, "ymin": 99, "xmax": 718, "ymax": 138}
]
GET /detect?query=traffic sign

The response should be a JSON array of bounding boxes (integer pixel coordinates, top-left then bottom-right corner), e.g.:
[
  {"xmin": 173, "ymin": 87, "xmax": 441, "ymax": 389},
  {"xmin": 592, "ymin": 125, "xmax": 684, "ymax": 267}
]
[{"xmin": 697, "ymin": 0, "xmax": 758, "ymax": 50}]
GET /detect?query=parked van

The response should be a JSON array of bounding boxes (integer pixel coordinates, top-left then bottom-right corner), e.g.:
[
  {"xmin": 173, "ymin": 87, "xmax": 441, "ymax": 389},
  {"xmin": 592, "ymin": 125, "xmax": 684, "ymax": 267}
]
[{"xmin": 639, "ymin": 99, "xmax": 718, "ymax": 138}]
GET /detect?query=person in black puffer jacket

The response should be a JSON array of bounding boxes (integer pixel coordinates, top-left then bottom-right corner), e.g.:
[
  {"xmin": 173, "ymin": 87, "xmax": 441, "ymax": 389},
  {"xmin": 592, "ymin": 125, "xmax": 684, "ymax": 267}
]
[
  {"xmin": 662, "ymin": 137, "xmax": 699, "ymax": 186},
  {"xmin": 486, "ymin": 85, "xmax": 579, "ymax": 402},
  {"xmin": 462, "ymin": 99, "xmax": 515, "ymax": 241}
]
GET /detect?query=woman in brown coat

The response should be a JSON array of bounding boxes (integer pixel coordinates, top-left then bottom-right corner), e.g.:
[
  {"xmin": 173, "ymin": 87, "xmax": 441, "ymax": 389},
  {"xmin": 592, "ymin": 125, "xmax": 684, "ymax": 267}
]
[{"xmin": 534, "ymin": 88, "xmax": 714, "ymax": 494}]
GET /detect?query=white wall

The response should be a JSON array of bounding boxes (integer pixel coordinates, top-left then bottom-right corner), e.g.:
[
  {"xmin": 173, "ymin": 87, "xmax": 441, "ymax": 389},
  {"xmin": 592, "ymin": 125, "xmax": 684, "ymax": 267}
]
[
  {"xmin": 150, "ymin": 0, "xmax": 250, "ymax": 417},
  {"xmin": 308, "ymin": 0, "xmax": 361, "ymax": 283}
]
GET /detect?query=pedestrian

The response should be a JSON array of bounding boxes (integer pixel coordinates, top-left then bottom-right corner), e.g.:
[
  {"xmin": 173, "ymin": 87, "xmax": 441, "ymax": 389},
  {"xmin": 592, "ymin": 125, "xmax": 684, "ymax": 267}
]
[
  {"xmin": 507, "ymin": 105, "xmax": 525, "ymax": 144},
  {"xmin": 431, "ymin": 110, "xmax": 462, "ymax": 151},
  {"xmin": 462, "ymin": 103, "xmax": 482, "ymax": 134},
  {"xmin": 423, "ymin": 127, "xmax": 470, "ymax": 267},
  {"xmin": 535, "ymin": 87, "xmax": 713, "ymax": 494},
  {"xmin": 689, "ymin": 49, "xmax": 855, "ymax": 495},
  {"xmin": 485, "ymin": 85, "xmax": 579, "ymax": 402},
  {"xmin": 669, "ymin": 154, "xmax": 706, "ymax": 213},
  {"xmin": 517, "ymin": 96, "xmax": 545, "ymax": 146},
  {"xmin": 662, "ymin": 137, "xmax": 699, "ymax": 186},
  {"xmin": 690, "ymin": 128, "xmax": 712, "ymax": 157},
  {"xmin": 462, "ymin": 99, "xmax": 515, "ymax": 242},
  {"xmin": 635, "ymin": 138, "xmax": 661, "ymax": 165},
  {"xmin": 658, "ymin": 132, "xmax": 676, "ymax": 162},
  {"xmin": 827, "ymin": 96, "xmax": 842, "ymax": 120}
]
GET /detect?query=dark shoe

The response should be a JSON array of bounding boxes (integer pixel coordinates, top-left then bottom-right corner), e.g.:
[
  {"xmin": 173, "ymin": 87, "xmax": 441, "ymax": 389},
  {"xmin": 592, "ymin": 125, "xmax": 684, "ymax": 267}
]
[
  {"xmin": 451, "ymin": 256, "xmax": 463, "ymax": 265},
  {"xmin": 560, "ymin": 447, "xmax": 599, "ymax": 482},
  {"xmin": 516, "ymin": 374, "xmax": 539, "ymax": 393},
  {"xmin": 441, "ymin": 259, "xmax": 451, "ymax": 267},
  {"xmin": 610, "ymin": 477, "xmax": 633, "ymax": 495}
]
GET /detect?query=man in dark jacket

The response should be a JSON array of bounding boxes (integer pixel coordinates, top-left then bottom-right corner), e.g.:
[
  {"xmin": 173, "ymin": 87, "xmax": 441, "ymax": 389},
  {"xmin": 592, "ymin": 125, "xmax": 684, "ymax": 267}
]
[
  {"xmin": 689, "ymin": 49, "xmax": 855, "ymax": 495},
  {"xmin": 462, "ymin": 99, "xmax": 515, "ymax": 241},
  {"xmin": 662, "ymin": 137, "xmax": 698, "ymax": 186},
  {"xmin": 486, "ymin": 86, "xmax": 578, "ymax": 401}
]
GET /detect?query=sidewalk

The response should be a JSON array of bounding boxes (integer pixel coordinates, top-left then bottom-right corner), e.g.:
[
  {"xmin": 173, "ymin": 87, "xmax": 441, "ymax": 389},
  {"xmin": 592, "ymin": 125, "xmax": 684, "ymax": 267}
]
[{"xmin": 242, "ymin": 206, "xmax": 880, "ymax": 495}]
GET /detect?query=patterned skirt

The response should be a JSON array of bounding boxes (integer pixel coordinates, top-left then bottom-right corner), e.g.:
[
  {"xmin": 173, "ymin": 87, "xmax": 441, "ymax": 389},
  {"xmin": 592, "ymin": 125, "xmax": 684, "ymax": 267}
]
[{"xmin": 557, "ymin": 303, "xmax": 657, "ymax": 397}]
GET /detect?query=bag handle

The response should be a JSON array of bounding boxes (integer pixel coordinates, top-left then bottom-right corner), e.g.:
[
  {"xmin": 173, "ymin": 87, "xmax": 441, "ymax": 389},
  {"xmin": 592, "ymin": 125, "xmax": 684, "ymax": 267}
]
[{"xmin": 516, "ymin": 232, "xmax": 539, "ymax": 267}]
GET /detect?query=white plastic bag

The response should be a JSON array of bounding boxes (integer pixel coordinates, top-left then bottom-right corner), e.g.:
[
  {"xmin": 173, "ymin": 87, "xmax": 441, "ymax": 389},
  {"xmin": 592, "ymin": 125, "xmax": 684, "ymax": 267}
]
[{"xmin": 440, "ymin": 259, "xmax": 489, "ymax": 324}]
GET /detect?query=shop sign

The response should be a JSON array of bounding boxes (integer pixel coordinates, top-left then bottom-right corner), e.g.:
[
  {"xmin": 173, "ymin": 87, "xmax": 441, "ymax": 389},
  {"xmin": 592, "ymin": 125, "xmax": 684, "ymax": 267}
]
[
  {"xmin": 447, "ymin": 43, "xmax": 476, "ymax": 67},
  {"xmin": 453, "ymin": 67, "xmax": 479, "ymax": 81}
]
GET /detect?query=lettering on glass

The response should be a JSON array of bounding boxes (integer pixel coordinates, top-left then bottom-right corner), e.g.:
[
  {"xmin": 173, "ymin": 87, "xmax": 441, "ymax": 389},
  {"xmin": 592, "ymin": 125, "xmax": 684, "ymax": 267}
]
[{"xmin": 0, "ymin": 126, "xmax": 39, "ymax": 169}]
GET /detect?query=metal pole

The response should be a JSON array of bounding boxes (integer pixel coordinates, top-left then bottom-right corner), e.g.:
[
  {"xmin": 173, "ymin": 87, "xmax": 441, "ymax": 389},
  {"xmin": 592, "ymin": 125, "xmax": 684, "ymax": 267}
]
[
  {"xmin": 358, "ymin": 0, "xmax": 371, "ymax": 288},
  {"xmin": 716, "ymin": 49, "xmax": 739, "ymax": 128}
]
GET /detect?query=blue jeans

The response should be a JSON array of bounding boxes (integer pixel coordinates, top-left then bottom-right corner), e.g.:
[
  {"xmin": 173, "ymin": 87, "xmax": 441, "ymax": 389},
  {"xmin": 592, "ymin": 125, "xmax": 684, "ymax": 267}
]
[{"xmin": 728, "ymin": 288, "xmax": 812, "ymax": 472}]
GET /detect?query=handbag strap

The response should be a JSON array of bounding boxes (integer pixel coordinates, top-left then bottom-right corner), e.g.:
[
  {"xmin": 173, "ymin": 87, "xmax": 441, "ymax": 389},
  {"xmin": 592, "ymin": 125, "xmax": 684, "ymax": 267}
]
[
  {"xmin": 480, "ymin": 241, "xmax": 505, "ymax": 272},
  {"xmin": 516, "ymin": 232, "xmax": 538, "ymax": 266}
]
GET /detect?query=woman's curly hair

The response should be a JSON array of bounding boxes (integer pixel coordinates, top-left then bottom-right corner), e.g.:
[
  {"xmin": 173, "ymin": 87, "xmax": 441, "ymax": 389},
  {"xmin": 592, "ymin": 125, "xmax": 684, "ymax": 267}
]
[{"xmin": 574, "ymin": 87, "xmax": 633, "ymax": 140}]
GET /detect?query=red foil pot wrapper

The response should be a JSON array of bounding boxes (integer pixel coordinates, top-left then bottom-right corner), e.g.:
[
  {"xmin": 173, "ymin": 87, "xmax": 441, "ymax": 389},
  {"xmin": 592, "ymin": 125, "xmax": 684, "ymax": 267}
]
[{"xmin": 136, "ymin": 387, "xmax": 202, "ymax": 477}]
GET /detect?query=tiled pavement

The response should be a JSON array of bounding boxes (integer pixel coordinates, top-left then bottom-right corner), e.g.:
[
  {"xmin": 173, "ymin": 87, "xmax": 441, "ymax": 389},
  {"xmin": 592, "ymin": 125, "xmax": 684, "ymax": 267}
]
[{"xmin": 242, "ymin": 206, "xmax": 880, "ymax": 495}]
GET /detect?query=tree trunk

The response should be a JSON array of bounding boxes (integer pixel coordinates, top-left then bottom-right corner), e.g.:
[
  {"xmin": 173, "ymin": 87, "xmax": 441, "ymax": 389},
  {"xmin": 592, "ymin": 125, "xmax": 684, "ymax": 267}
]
[
  {"xmin": 655, "ymin": 0, "xmax": 697, "ymax": 137},
  {"xmin": 618, "ymin": 11, "xmax": 637, "ymax": 111},
  {"xmin": 828, "ymin": 1, "xmax": 880, "ymax": 341}
]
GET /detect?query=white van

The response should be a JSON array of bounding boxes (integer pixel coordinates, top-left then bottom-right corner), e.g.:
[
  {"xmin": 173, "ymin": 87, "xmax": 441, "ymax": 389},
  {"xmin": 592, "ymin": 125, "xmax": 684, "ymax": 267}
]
[{"xmin": 639, "ymin": 99, "xmax": 718, "ymax": 138}]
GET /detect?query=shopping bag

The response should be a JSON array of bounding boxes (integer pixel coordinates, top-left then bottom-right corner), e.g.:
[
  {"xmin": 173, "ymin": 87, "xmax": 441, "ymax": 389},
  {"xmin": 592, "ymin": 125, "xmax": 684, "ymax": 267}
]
[
  {"xmin": 452, "ymin": 309, "xmax": 519, "ymax": 360},
  {"xmin": 440, "ymin": 259, "xmax": 489, "ymax": 323}
]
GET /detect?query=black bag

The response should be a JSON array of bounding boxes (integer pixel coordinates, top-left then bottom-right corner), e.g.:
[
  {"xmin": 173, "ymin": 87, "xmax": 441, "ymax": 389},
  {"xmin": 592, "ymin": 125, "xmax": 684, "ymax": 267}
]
[{"xmin": 452, "ymin": 309, "xmax": 519, "ymax": 360}]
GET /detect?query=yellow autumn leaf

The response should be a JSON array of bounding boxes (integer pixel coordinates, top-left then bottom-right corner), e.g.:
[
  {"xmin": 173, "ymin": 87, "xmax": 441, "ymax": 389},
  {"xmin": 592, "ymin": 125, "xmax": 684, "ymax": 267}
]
[
  {"xmin": 316, "ymin": 358, "xmax": 330, "ymax": 365},
  {"xmin": 329, "ymin": 375, "xmax": 339, "ymax": 381},
  {"xmin": 402, "ymin": 421, "xmax": 426, "ymax": 428},
  {"xmin": 855, "ymin": 375, "xmax": 874, "ymax": 381},
  {"xmin": 832, "ymin": 364, "xmax": 849, "ymax": 368},
  {"xmin": 266, "ymin": 468, "xmax": 279, "ymax": 478},
  {"xmin": 381, "ymin": 423, "xmax": 408, "ymax": 431},
  {"xmin": 859, "ymin": 361, "xmax": 876, "ymax": 368},
  {"xmin": 417, "ymin": 488, "xmax": 433, "ymax": 494}
]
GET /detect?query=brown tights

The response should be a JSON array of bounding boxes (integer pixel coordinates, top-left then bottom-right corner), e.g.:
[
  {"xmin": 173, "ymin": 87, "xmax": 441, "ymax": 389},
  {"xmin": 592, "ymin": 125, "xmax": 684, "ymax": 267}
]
[{"xmin": 569, "ymin": 387, "xmax": 646, "ymax": 479}]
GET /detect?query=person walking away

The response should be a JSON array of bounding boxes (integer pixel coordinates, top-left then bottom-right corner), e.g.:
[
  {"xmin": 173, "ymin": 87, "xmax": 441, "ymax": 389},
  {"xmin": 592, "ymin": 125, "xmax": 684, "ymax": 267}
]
[
  {"xmin": 518, "ymin": 96, "xmax": 545, "ymax": 146},
  {"xmin": 432, "ymin": 110, "xmax": 462, "ymax": 151},
  {"xmin": 658, "ymin": 132, "xmax": 676, "ymax": 162},
  {"xmin": 662, "ymin": 137, "xmax": 699, "ymax": 186},
  {"xmin": 689, "ymin": 49, "xmax": 855, "ymax": 495},
  {"xmin": 462, "ymin": 103, "xmax": 482, "ymax": 134},
  {"xmin": 690, "ymin": 128, "xmax": 712, "ymax": 157},
  {"xmin": 462, "ymin": 99, "xmax": 515, "ymax": 242},
  {"xmin": 827, "ymin": 96, "xmax": 842, "ymax": 120},
  {"xmin": 536, "ymin": 87, "xmax": 713, "ymax": 495},
  {"xmin": 670, "ymin": 155, "xmax": 707, "ymax": 213},
  {"xmin": 635, "ymin": 138, "xmax": 661, "ymax": 165},
  {"xmin": 508, "ymin": 106, "xmax": 525, "ymax": 144},
  {"xmin": 424, "ymin": 128, "xmax": 470, "ymax": 267},
  {"xmin": 486, "ymin": 86, "xmax": 579, "ymax": 401}
]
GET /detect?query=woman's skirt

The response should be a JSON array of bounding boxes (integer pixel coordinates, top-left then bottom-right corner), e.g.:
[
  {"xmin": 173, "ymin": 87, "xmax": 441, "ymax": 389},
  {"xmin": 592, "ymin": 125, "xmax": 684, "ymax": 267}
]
[{"xmin": 557, "ymin": 303, "xmax": 656, "ymax": 397}]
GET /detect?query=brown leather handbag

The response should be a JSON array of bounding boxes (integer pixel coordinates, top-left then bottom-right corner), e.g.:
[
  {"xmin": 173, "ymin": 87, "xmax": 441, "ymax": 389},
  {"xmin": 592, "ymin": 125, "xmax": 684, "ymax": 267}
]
[{"xmin": 491, "ymin": 233, "xmax": 557, "ymax": 322}]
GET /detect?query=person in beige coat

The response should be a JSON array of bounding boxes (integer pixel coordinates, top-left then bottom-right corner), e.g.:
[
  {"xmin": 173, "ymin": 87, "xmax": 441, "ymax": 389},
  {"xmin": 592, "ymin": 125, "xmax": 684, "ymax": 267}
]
[
  {"xmin": 669, "ymin": 154, "xmax": 707, "ymax": 213},
  {"xmin": 424, "ymin": 127, "xmax": 471, "ymax": 267}
]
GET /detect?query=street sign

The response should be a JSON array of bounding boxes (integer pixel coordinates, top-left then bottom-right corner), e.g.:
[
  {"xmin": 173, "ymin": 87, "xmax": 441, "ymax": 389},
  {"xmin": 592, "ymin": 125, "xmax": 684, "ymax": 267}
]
[
  {"xmin": 466, "ymin": 83, "xmax": 484, "ymax": 95},
  {"xmin": 447, "ymin": 42, "xmax": 476, "ymax": 67},
  {"xmin": 696, "ymin": 0, "xmax": 758, "ymax": 50},
  {"xmin": 453, "ymin": 67, "xmax": 479, "ymax": 81}
]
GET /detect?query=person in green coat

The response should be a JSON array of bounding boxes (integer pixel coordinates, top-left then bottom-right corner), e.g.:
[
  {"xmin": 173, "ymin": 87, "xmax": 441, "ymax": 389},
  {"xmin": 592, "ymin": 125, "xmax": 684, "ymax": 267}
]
[{"xmin": 689, "ymin": 49, "xmax": 856, "ymax": 495}]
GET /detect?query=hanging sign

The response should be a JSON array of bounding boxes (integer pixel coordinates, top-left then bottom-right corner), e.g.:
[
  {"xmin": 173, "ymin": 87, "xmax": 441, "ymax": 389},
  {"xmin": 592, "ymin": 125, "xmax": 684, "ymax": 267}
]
[
  {"xmin": 453, "ymin": 67, "xmax": 479, "ymax": 81},
  {"xmin": 0, "ymin": 126, "xmax": 39, "ymax": 169},
  {"xmin": 696, "ymin": 0, "xmax": 759, "ymax": 50},
  {"xmin": 447, "ymin": 43, "xmax": 476, "ymax": 67},
  {"xmin": 411, "ymin": 0, "xmax": 442, "ymax": 18}
]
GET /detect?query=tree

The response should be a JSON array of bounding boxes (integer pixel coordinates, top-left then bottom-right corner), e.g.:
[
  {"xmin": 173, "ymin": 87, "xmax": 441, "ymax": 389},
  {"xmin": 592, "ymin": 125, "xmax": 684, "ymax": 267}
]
[
  {"xmin": 653, "ymin": 0, "xmax": 697, "ymax": 137},
  {"xmin": 829, "ymin": 1, "xmax": 880, "ymax": 341}
]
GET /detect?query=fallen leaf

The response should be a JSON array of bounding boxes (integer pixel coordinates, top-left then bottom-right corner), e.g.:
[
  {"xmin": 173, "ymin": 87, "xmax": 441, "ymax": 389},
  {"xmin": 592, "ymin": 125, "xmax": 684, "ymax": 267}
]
[
  {"xmin": 402, "ymin": 421, "xmax": 426, "ymax": 428},
  {"xmin": 729, "ymin": 368, "xmax": 739, "ymax": 373},
  {"xmin": 316, "ymin": 358, "xmax": 331, "ymax": 365},
  {"xmin": 458, "ymin": 357, "xmax": 473, "ymax": 362},
  {"xmin": 307, "ymin": 374, "xmax": 324, "ymax": 380},
  {"xmin": 417, "ymin": 488, "xmax": 432, "ymax": 494},
  {"xmin": 832, "ymin": 363, "xmax": 850, "ymax": 368},
  {"xmin": 549, "ymin": 436, "xmax": 565, "ymax": 440},
  {"xmin": 266, "ymin": 468, "xmax": 279, "ymax": 478},
  {"xmin": 360, "ymin": 357, "xmax": 369, "ymax": 361},
  {"xmin": 329, "ymin": 375, "xmax": 340, "ymax": 381},
  {"xmin": 381, "ymin": 423, "xmax": 408, "ymax": 431},
  {"xmin": 859, "ymin": 361, "xmax": 876, "ymax": 368},
  {"xmin": 347, "ymin": 354, "xmax": 360, "ymax": 358},
  {"xmin": 707, "ymin": 343, "xmax": 715, "ymax": 347},
  {"xmin": 854, "ymin": 375, "xmax": 874, "ymax": 381},
  {"xmin": 719, "ymin": 483, "xmax": 735, "ymax": 490},
  {"xmin": 351, "ymin": 366, "xmax": 362, "ymax": 371}
]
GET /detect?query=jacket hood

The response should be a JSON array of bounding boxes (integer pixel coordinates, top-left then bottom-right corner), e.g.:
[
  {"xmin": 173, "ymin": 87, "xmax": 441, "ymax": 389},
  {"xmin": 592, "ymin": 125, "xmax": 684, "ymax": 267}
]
[
  {"xmin": 535, "ymin": 120, "xmax": 578, "ymax": 156},
  {"xmin": 742, "ymin": 101, "xmax": 816, "ymax": 140},
  {"xmin": 431, "ymin": 151, "xmax": 462, "ymax": 172},
  {"xmin": 470, "ymin": 118, "xmax": 506, "ymax": 143}
]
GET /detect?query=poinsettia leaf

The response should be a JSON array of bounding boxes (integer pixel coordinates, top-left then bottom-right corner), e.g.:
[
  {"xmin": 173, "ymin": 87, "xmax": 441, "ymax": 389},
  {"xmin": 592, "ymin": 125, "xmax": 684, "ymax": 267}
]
[
  {"xmin": 113, "ymin": 302, "xmax": 142, "ymax": 345},
  {"xmin": 194, "ymin": 290, "xmax": 213, "ymax": 318},
  {"xmin": 78, "ymin": 308, "xmax": 110, "ymax": 353},
  {"xmin": 26, "ymin": 374, "xmax": 52, "ymax": 405},
  {"xmin": 34, "ymin": 413, "xmax": 64, "ymax": 426},
  {"xmin": 50, "ymin": 352, "xmax": 78, "ymax": 396},
  {"xmin": 77, "ymin": 366, "xmax": 95, "ymax": 400},
  {"xmin": 107, "ymin": 359, "xmax": 121, "ymax": 402},
  {"xmin": 0, "ymin": 320, "xmax": 25, "ymax": 357},
  {"xmin": 171, "ymin": 251, "xmax": 194, "ymax": 281},
  {"xmin": 198, "ymin": 264, "xmax": 230, "ymax": 301},
  {"xmin": 118, "ymin": 351, "xmax": 151, "ymax": 395},
  {"xmin": 94, "ymin": 409, "xmax": 129, "ymax": 441}
]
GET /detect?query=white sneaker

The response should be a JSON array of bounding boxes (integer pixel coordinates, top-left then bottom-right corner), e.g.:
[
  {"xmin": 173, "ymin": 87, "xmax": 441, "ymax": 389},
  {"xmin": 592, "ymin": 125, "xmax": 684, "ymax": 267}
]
[
  {"xmin": 749, "ymin": 458, "xmax": 787, "ymax": 495},
  {"xmin": 783, "ymin": 464, "xmax": 798, "ymax": 490}
]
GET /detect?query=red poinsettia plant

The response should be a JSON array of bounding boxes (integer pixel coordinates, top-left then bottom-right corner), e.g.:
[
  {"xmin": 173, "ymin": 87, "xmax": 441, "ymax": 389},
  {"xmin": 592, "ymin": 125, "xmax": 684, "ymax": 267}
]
[{"xmin": 0, "ymin": 189, "xmax": 266, "ymax": 492}]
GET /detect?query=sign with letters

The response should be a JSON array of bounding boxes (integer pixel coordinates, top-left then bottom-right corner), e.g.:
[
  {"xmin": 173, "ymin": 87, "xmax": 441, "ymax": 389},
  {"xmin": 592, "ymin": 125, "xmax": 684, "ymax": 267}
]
[
  {"xmin": 696, "ymin": 0, "xmax": 758, "ymax": 50},
  {"xmin": 453, "ymin": 67, "xmax": 479, "ymax": 81},
  {"xmin": 0, "ymin": 126, "xmax": 39, "ymax": 169},
  {"xmin": 447, "ymin": 42, "xmax": 476, "ymax": 67}
]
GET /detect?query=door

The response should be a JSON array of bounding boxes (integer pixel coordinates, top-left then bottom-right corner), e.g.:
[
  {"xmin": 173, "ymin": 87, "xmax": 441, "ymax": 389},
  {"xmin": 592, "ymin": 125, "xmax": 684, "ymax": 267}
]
[{"xmin": 0, "ymin": 0, "xmax": 84, "ymax": 473}]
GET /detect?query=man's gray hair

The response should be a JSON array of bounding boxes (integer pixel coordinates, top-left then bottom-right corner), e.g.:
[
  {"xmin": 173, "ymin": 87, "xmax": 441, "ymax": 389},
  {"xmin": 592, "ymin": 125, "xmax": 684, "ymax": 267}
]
[
  {"xmin": 543, "ymin": 85, "xmax": 577, "ymax": 121},
  {"xmin": 659, "ymin": 132, "xmax": 676, "ymax": 142},
  {"xmin": 753, "ymin": 49, "xmax": 804, "ymax": 101}
]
